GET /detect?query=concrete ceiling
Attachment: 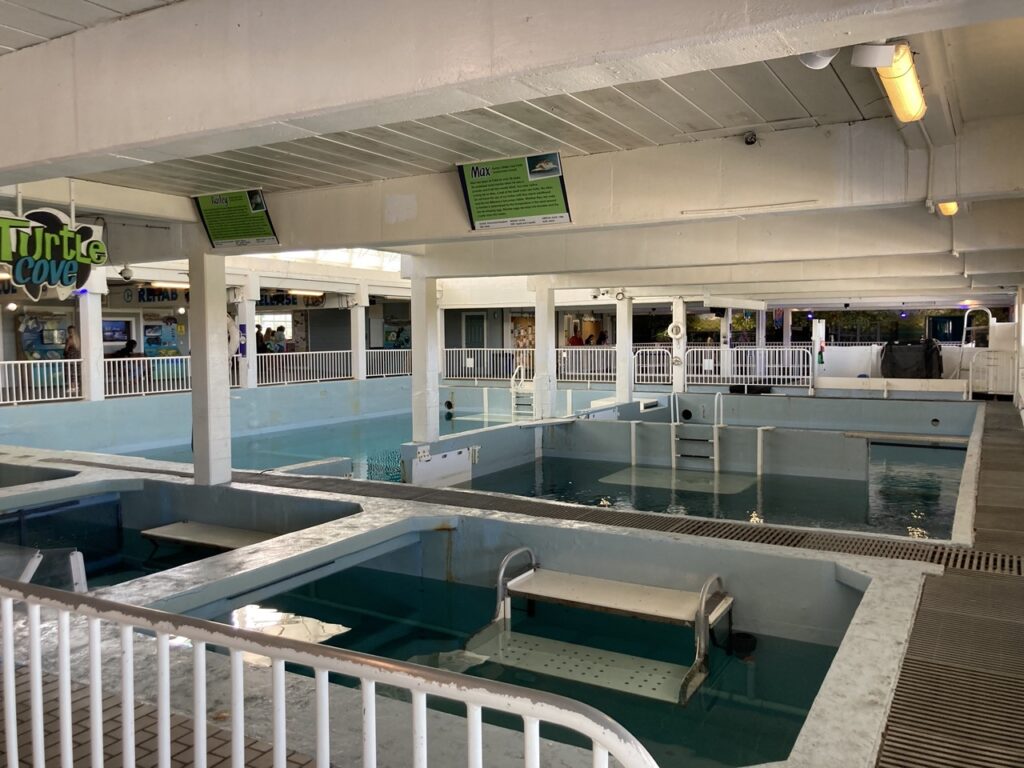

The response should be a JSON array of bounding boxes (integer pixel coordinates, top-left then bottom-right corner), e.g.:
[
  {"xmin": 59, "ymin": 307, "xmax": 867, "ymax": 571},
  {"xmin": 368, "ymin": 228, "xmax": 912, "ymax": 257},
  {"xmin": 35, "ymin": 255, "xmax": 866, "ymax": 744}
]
[
  {"xmin": 0, "ymin": 0, "xmax": 177, "ymax": 54},
  {"xmin": 80, "ymin": 49, "xmax": 891, "ymax": 196}
]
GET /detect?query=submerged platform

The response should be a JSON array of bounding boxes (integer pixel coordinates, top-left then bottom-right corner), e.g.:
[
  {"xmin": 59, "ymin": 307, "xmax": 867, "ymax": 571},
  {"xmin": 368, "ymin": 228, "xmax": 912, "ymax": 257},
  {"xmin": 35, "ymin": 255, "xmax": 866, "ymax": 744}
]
[{"xmin": 141, "ymin": 521, "xmax": 274, "ymax": 551}]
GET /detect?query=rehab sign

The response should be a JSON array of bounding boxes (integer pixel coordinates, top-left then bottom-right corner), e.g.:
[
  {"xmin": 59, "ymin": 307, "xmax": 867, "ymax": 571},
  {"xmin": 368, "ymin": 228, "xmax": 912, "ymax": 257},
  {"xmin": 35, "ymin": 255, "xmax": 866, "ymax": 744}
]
[{"xmin": 0, "ymin": 208, "xmax": 107, "ymax": 300}]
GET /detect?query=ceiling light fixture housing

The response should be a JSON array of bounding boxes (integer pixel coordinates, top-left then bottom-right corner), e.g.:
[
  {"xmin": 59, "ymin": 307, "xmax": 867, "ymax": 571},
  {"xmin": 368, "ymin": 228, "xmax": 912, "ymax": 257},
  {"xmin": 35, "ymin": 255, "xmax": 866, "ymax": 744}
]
[
  {"xmin": 936, "ymin": 201, "xmax": 959, "ymax": 216},
  {"xmin": 797, "ymin": 48, "xmax": 840, "ymax": 70},
  {"xmin": 873, "ymin": 42, "xmax": 927, "ymax": 122}
]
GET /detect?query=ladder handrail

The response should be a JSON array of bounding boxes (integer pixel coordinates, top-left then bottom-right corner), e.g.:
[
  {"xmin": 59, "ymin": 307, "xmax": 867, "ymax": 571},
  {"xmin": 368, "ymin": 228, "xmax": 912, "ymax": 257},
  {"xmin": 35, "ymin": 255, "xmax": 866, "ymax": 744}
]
[
  {"xmin": 510, "ymin": 364, "xmax": 525, "ymax": 391},
  {"xmin": 957, "ymin": 306, "xmax": 994, "ymax": 378},
  {"xmin": 713, "ymin": 392, "xmax": 725, "ymax": 427},
  {"xmin": 493, "ymin": 546, "xmax": 538, "ymax": 622},
  {"xmin": 694, "ymin": 574, "xmax": 725, "ymax": 664}
]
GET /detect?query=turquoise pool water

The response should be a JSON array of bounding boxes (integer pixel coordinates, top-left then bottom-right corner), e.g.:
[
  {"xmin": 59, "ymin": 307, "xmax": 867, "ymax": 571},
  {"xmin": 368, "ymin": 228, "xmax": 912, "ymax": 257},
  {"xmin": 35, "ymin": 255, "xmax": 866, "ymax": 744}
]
[
  {"xmin": 133, "ymin": 411, "xmax": 510, "ymax": 477},
  {"xmin": 460, "ymin": 445, "xmax": 964, "ymax": 539},
  {"xmin": 223, "ymin": 567, "xmax": 836, "ymax": 768}
]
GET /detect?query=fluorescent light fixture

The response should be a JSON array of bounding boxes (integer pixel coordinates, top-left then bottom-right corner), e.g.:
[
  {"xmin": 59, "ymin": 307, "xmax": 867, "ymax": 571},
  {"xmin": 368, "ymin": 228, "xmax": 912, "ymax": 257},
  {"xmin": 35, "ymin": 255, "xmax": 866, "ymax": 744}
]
[
  {"xmin": 150, "ymin": 281, "xmax": 190, "ymax": 289},
  {"xmin": 937, "ymin": 201, "xmax": 959, "ymax": 216},
  {"xmin": 0, "ymin": 272, "xmax": 10, "ymax": 281},
  {"xmin": 287, "ymin": 289, "xmax": 324, "ymax": 297},
  {"xmin": 876, "ymin": 42, "xmax": 927, "ymax": 123}
]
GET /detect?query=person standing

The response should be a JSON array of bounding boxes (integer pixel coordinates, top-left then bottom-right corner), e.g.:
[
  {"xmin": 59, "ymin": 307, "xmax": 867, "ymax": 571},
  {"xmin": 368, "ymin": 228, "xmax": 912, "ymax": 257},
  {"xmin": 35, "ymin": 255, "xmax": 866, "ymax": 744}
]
[
  {"xmin": 63, "ymin": 326, "xmax": 80, "ymax": 359},
  {"xmin": 255, "ymin": 324, "xmax": 268, "ymax": 353}
]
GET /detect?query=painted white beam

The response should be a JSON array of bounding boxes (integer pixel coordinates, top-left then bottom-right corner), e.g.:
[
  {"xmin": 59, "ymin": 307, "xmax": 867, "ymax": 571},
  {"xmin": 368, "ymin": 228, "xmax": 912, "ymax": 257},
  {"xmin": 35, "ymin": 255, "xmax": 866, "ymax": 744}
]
[
  {"xmin": 0, "ymin": 179, "xmax": 195, "ymax": 222},
  {"xmin": 3, "ymin": 0, "xmax": 1019, "ymax": 183}
]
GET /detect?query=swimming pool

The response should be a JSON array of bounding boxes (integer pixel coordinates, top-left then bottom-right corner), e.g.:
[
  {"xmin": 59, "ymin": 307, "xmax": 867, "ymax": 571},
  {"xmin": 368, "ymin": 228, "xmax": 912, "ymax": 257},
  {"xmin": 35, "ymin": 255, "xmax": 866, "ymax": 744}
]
[
  {"xmin": 460, "ymin": 444, "xmax": 965, "ymax": 539},
  {"xmin": 133, "ymin": 411, "xmax": 511, "ymax": 477},
  {"xmin": 217, "ymin": 566, "xmax": 836, "ymax": 768}
]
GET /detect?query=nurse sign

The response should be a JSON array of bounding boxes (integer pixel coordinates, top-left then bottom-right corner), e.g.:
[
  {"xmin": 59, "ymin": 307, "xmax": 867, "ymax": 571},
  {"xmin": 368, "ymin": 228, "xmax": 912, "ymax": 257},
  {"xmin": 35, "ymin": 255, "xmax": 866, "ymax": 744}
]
[{"xmin": 0, "ymin": 207, "xmax": 107, "ymax": 300}]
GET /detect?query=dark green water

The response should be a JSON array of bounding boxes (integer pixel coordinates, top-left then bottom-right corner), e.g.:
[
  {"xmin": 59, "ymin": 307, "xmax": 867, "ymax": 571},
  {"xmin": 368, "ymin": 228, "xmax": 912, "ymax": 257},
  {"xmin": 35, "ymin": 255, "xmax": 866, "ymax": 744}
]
[
  {"xmin": 243, "ymin": 567, "xmax": 837, "ymax": 768},
  {"xmin": 460, "ymin": 444, "xmax": 963, "ymax": 539}
]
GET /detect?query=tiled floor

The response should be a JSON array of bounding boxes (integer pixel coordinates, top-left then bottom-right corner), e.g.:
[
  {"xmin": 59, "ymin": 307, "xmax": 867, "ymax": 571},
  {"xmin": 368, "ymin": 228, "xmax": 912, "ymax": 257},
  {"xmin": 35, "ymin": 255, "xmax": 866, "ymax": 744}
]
[
  {"xmin": 876, "ymin": 402, "xmax": 1024, "ymax": 767},
  {"xmin": 0, "ymin": 666, "xmax": 316, "ymax": 767}
]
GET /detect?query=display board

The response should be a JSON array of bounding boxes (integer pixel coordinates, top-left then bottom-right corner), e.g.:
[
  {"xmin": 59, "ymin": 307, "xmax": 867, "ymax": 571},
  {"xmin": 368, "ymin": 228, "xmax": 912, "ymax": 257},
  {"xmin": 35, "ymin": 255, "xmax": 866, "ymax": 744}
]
[
  {"xmin": 457, "ymin": 153, "xmax": 571, "ymax": 230},
  {"xmin": 194, "ymin": 190, "xmax": 279, "ymax": 248}
]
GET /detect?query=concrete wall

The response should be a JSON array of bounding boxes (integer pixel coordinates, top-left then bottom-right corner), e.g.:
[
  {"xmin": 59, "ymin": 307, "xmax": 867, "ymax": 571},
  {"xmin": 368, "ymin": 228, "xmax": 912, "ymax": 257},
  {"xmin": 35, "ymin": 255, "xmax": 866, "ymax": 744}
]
[
  {"xmin": 417, "ymin": 517, "xmax": 864, "ymax": 646},
  {"xmin": 674, "ymin": 393, "xmax": 978, "ymax": 435},
  {"xmin": 119, "ymin": 479, "xmax": 360, "ymax": 534},
  {"xmin": 402, "ymin": 421, "xmax": 537, "ymax": 484},
  {"xmin": 0, "ymin": 376, "xmax": 413, "ymax": 454},
  {"xmin": 443, "ymin": 309, "xmax": 504, "ymax": 348}
]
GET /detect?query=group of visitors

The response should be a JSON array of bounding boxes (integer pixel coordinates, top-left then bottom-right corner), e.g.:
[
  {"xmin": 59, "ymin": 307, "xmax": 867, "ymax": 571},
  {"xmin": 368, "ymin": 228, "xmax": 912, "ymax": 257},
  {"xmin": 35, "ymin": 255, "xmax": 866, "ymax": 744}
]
[
  {"xmin": 567, "ymin": 330, "xmax": 609, "ymax": 346},
  {"xmin": 255, "ymin": 324, "xmax": 288, "ymax": 353}
]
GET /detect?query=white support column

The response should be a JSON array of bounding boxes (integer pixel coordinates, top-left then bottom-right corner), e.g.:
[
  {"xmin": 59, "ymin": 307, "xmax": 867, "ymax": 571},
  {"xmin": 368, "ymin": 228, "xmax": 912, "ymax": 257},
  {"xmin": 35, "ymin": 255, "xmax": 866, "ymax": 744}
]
[
  {"xmin": 411, "ymin": 277, "xmax": 439, "ymax": 443},
  {"xmin": 671, "ymin": 297, "xmax": 687, "ymax": 393},
  {"xmin": 350, "ymin": 284, "xmax": 368, "ymax": 380},
  {"xmin": 720, "ymin": 308, "xmax": 733, "ymax": 379},
  {"xmin": 238, "ymin": 272, "xmax": 258, "ymax": 389},
  {"xmin": 616, "ymin": 296, "xmax": 634, "ymax": 403},
  {"xmin": 756, "ymin": 310, "xmax": 766, "ymax": 347},
  {"xmin": 437, "ymin": 306, "xmax": 446, "ymax": 378},
  {"xmin": 533, "ymin": 278, "xmax": 557, "ymax": 419},
  {"xmin": 78, "ymin": 269, "xmax": 107, "ymax": 401},
  {"xmin": 783, "ymin": 309, "xmax": 792, "ymax": 348},
  {"xmin": 1016, "ymin": 287, "xmax": 1023, "ymax": 409},
  {"xmin": 189, "ymin": 250, "xmax": 232, "ymax": 486}
]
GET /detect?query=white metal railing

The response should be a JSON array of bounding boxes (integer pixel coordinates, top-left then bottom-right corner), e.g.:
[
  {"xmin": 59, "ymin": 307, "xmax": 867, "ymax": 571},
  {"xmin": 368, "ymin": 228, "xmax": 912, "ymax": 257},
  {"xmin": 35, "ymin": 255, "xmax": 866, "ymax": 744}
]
[
  {"xmin": 556, "ymin": 347, "xmax": 615, "ymax": 383},
  {"xmin": 257, "ymin": 351, "xmax": 353, "ymax": 385},
  {"xmin": 444, "ymin": 348, "xmax": 533, "ymax": 381},
  {"xmin": 0, "ymin": 578, "xmax": 658, "ymax": 768},
  {"xmin": 633, "ymin": 348, "xmax": 672, "ymax": 385},
  {"xmin": 684, "ymin": 347, "xmax": 813, "ymax": 391},
  {"xmin": 0, "ymin": 360, "xmax": 82, "ymax": 405},
  {"xmin": 632, "ymin": 343, "xmax": 671, "ymax": 350},
  {"xmin": 366, "ymin": 349, "xmax": 411, "ymax": 378},
  {"xmin": 105, "ymin": 356, "xmax": 192, "ymax": 397}
]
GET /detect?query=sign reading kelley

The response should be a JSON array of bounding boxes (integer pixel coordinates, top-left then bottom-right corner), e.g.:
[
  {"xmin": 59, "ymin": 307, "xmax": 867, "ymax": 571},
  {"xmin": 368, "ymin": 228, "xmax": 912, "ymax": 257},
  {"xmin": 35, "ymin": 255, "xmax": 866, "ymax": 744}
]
[
  {"xmin": 457, "ymin": 153, "xmax": 571, "ymax": 230},
  {"xmin": 0, "ymin": 208, "xmax": 107, "ymax": 300}
]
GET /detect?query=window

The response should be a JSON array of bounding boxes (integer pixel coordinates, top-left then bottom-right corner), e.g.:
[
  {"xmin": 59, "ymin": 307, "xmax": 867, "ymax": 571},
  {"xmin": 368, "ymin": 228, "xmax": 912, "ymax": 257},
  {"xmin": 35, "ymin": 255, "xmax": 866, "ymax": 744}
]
[{"xmin": 257, "ymin": 313, "xmax": 293, "ymax": 340}]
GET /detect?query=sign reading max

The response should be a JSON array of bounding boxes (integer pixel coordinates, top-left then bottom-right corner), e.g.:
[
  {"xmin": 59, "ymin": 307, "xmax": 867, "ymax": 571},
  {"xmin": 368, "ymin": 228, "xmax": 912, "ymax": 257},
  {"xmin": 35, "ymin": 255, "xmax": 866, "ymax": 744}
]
[{"xmin": 0, "ymin": 208, "xmax": 107, "ymax": 300}]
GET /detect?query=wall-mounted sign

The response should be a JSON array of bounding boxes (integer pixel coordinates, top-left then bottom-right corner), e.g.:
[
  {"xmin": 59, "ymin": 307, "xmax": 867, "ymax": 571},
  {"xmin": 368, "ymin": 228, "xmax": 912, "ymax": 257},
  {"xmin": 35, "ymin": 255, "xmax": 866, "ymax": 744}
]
[
  {"xmin": 457, "ymin": 153, "xmax": 571, "ymax": 230},
  {"xmin": 257, "ymin": 290, "xmax": 298, "ymax": 307},
  {"xmin": 194, "ymin": 190, "xmax": 279, "ymax": 248},
  {"xmin": 0, "ymin": 208, "xmax": 107, "ymax": 300}
]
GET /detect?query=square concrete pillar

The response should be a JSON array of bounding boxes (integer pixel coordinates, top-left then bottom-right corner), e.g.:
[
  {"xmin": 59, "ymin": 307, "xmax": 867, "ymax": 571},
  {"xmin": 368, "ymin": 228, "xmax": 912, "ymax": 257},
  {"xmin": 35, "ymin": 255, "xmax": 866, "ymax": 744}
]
[
  {"xmin": 350, "ymin": 284, "xmax": 368, "ymax": 380},
  {"xmin": 671, "ymin": 298, "xmax": 687, "ymax": 393},
  {"xmin": 78, "ymin": 270, "xmax": 107, "ymax": 401},
  {"xmin": 237, "ymin": 272, "xmax": 259, "ymax": 388},
  {"xmin": 616, "ymin": 297, "xmax": 634, "ymax": 403},
  {"xmin": 189, "ymin": 250, "xmax": 232, "ymax": 486},
  {"xmin": 783, "ymin": 309, "xmax": 792, "ymax": 348},
  {"xmin": 411, "ymin": 277, "xmax": 439, "ymax": 443},
  {"xmin": 533, "ymin": 279, "xmax": 557, "ymax": 419}
]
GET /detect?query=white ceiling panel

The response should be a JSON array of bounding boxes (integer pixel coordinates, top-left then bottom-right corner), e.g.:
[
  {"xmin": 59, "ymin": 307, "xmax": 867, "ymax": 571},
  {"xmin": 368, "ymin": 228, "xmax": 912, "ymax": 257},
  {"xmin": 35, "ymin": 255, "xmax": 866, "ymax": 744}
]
[
  {"xmin": 945, "ymin": 18, "xmax": 1024, "ymax": 122},
  {"xmin": 572, "ymin": 87, "xmax": 691, "ymax": 145},
  {"xmin": 414, "ymin": 115, "xmax": 538, "ymax": 158},
  {"xmin": 528, "ymin": 95, "xmax": 655, "ymax": 151},
  {"xmin": 712, "ymin": 62, "xmax": 810, "ymax": 123},
  {"xmin": 662, "ymin": 71, "xmax": 764, "ymax": 126},
  {"xmin": 767, "ymin": 58, "xmax": 865, "ymax": 123},
  {"xmin": 615, "ymin": 80, "xmax": 719, "ymax": 134}
]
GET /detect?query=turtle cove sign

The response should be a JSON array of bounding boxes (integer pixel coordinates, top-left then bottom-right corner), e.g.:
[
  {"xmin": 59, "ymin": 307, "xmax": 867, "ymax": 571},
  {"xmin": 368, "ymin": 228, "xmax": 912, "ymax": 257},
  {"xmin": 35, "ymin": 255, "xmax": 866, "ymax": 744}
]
[{"xmin": 0, "ymin": 208, "xmax": 107, "ymax": 301}]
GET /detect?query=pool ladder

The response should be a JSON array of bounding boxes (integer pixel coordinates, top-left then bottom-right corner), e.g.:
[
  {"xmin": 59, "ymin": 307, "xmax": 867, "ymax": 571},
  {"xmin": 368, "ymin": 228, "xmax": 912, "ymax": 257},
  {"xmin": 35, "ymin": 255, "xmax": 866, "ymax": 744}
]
[
  {"xmin": 670, "ymin": 393, "xmax": 722, "ymax": 472},
  {"xmin": 511, "ymin": 365, "xmax": 534, "ymax": 418}
]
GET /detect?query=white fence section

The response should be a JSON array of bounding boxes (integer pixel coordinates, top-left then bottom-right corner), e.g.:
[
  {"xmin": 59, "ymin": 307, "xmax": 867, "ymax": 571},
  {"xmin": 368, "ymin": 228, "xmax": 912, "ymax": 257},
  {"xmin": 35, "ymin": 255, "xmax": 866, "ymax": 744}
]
[
  {"xmin": 257, "ymin": 351, "xmax": 353, "ymax": 386},
  {"xmin": 105, "ymin": 356, "xmax": 193, "ymax": 397},
  {"xmin": 0, "ymin": 360, "xmax": 81, "ymax": 405},
  {"xmin": 0, "ymin": 578, "xmax": 658, "ymax": 768},
  {"xmin": 634, "ymin": 348, "xmax": 672, "ymax": 385},
  {"xmin": 556, "ymin": 347, "xmax": 615, "ymax": 383},
  {"xmin": 444, "ymin": 348, "xmax": 533, "ymax": 381},
  {"xmin": 684, "ymin": 347, "xmax": 813, "ymax": 390},
  {"xmin": 366, "ymin": 349, "xmax": 412, "ymax": 378}
]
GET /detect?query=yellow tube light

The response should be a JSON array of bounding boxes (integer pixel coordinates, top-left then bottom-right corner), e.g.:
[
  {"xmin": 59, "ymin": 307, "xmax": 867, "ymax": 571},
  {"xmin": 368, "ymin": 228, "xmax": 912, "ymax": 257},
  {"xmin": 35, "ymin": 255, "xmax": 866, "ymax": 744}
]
[
  {"xmin": 877, "ymin": 42, "xmax": 927, "ymax": 122},
  {"xmin": 936, "ymin": 201, "xmax": 959, "ymax": 216},
  {"xmin": 287, "ymin": 289, "xmax": 324, "ymax": 297},
  {"xmin": 150, "ymin": 281, "xmax": 190, "ymax": 289}
]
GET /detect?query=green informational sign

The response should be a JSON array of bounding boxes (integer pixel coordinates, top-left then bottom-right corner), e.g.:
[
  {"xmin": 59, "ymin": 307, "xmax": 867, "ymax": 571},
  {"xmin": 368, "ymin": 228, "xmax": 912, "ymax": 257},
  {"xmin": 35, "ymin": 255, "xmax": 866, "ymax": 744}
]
[
  {"xmin": 194, "ymin": 189, "xmax": 279, "ymax": 248},
  {"xmin": 457, "ymin": 153, "xmax": 571, "ymax": 230}
]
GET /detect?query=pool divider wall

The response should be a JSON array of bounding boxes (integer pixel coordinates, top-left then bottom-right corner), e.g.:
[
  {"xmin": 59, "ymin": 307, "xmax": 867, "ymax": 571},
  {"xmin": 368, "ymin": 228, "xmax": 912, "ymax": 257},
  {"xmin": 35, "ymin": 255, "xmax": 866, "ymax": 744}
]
[
  {"xmin": 0, "ymin": 376, "xmax": 414, "ymax": 454},
  {"xmin": 402, "ymin": 421, "xmax": 538, "ymax": 486},
  {"xmin": 543, "ymin": 419, "xmax": 870, "ymax": 481},
  {"xmin": 672, "ymin": 393, "xmax": 978, "ymax": 435},
  {"xmin": 118, "ymin": 479, "xmax": 362, "ymax": 534}
]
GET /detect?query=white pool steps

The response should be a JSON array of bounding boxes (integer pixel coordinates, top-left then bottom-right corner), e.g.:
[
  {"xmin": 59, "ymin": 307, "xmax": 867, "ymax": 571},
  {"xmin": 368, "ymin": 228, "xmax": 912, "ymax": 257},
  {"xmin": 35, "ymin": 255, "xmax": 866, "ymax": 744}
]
[
  {"xmin": 465, "ymin": 622, "xmax": 695, "ymax": 704},
  {"xmin": 141, "ymin": 521, "xmax": 273, "ymax": 551},
  {"xmin": 505, "ymin": 569, "xmax": 733, "ymax": 628},
  {"xmin": 468, "ymin": 548, "xmax": 733, "ymax": 705}
]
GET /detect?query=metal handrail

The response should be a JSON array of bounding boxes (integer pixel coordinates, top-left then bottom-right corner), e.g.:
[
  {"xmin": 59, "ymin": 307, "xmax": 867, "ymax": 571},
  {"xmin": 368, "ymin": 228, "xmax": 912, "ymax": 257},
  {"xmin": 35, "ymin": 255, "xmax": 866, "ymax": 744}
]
[
  {"xmin": 0, "ymin": 574, "xmax": 657, "ymax": 768},
  {"xmin": 493, "ymin": 546, "xmax": 538, "ymax": 622},
  {"xmin": 693, "ymin": 574, "xmax": 725, "ymax": 664},
  {"xmin": 510, "ymin": 364, "xmax": 525, "ymax": 392}
]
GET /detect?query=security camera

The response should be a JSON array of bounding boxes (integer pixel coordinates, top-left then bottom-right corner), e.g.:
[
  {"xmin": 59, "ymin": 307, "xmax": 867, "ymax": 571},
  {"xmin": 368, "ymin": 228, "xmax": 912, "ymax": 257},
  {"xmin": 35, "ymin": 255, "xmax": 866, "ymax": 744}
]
[
  {"xmin": 843, "ymin": 302, "xmax": 850, "ymax": 309},
  {"xmin": 119, "ymin": 266, "xmax": 133, "ymax": 281},
  {"xmin": 744, "ymin": 131, "xmax": 758, "ymax": 146},
  {"xmin": 590, "ymin": 291, "xmax": 599, "ymax": 300}
]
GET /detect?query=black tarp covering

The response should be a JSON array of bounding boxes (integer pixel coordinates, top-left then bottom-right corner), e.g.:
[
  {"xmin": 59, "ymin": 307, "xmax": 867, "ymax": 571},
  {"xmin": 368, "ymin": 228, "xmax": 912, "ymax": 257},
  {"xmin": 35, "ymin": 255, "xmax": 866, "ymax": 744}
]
[{"xmin": 879, "ymin": 340, "xmax": 944, "ymax": 378}]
